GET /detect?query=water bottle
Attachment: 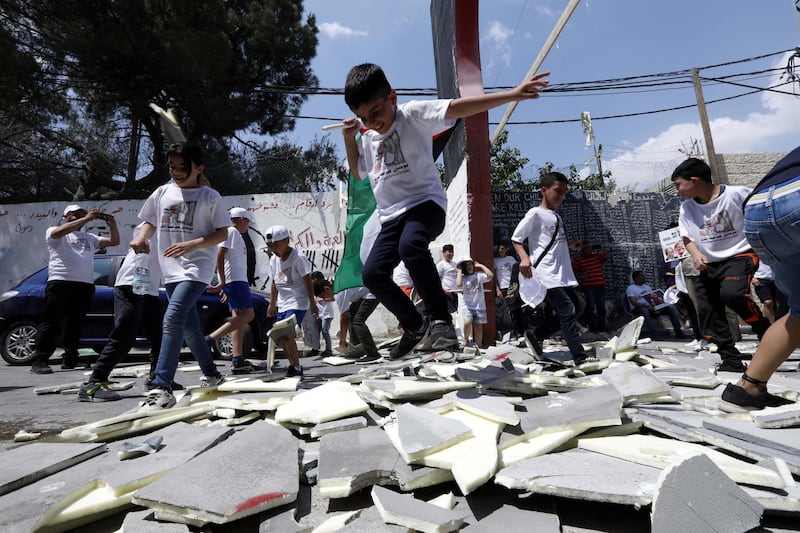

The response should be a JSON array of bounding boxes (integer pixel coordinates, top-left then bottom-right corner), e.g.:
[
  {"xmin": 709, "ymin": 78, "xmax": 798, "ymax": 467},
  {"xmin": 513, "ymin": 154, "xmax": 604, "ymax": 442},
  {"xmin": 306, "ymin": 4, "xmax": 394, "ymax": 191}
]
[{"xmin": 132, "ymin": 249, "xmax": 152, "ymax": 295}]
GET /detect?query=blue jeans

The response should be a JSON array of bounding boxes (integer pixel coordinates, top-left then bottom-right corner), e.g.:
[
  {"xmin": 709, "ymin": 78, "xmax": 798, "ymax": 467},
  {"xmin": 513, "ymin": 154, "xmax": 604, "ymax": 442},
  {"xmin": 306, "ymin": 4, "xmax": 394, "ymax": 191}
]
[
  {"xmin": 744, "ymin": 184, "xmax": 800, "ymax": 319},
  {"xmin": 151, "ymin": 281, "xmax": 218, "ymax": 388},
  {"xmin": 633, "ymin": 305, "xmax": 683, "ymax": 338}
]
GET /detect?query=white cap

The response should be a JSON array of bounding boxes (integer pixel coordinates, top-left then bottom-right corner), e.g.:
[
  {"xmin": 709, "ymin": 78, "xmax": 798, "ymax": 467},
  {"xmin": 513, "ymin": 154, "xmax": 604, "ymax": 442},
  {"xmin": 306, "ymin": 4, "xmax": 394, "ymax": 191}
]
[
  {"xmin": 63, "ymin": 204, "xmax": 85, "ymax": 216},
  {"xmin": 457, "ymin": 256, "xmax": 474, "ymax": 267},
  {"xmin": 229, "ymin": 207, "xmax": 255, "ymax": 223},
  {"xmin": 265, "ymin": 225, "xmax": 290, "ymax": 243}
]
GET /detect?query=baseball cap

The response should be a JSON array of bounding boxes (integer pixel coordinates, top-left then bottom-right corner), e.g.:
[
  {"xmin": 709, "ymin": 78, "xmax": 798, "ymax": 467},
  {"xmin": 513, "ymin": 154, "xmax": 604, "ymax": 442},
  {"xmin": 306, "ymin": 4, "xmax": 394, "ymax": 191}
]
[
  {"xmin": 265, "ymin": 225, "xmax": 290, "ymax": 243},
  {"xmin": 63, "ymin": 204, "xmax": 85, "ymax": 216},
  {"xmin": 229, "ymin": 207, "xmax": 255, "ymax": 223},
  {"xmin": 457, "ymin": 256, "xmax": 474, "ymax": 267}
]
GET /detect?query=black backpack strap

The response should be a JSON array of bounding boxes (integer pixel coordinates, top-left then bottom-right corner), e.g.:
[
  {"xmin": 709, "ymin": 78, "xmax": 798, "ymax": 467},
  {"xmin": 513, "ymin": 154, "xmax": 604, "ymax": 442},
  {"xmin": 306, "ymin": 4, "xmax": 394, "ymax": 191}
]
[{"xmin": 533, "ymin": 214, "xmax": 560, "ymax": 269}]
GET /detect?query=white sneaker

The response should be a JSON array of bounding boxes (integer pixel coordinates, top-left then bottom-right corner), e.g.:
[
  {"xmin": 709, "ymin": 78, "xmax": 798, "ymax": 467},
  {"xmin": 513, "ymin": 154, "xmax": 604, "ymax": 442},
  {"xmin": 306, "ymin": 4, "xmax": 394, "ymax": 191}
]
[
  {"xmin": 199, "ymin": 374, "xmax": 225, "ymax": 388},
  {"xmin": 139, "ymin": 388, "xmax": 175, "ymax": 412},
  {"xmin": 684, "ymin": 339, "xmax": 701, "ymax": 350}
]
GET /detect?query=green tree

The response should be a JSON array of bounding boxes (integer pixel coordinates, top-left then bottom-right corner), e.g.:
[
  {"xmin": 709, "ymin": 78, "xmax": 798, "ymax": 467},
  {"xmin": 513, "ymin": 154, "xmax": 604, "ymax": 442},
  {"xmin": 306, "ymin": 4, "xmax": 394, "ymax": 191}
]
[
  {"xmin": 0, "ymin": 0, "xmax": 319, "ymax": 201},
  {"xmin": 490, "ymin": 130, "xmax": 530, "ymax": 191}
]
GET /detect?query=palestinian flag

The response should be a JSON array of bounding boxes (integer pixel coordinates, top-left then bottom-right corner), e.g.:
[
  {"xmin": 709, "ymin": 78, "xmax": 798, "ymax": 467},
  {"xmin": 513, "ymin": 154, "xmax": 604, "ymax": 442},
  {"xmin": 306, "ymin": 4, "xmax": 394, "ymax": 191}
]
[{"xmin": 333, "ymin": 172, "xmax": 378, "ymax": 293}]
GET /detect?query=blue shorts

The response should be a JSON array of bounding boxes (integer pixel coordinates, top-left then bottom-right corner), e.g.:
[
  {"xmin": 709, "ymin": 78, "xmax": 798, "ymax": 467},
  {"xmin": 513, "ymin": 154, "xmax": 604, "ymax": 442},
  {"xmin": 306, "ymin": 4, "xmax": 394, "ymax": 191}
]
[
  {"xmin": 277, "ymin": 309, "xmax": 307, "ymax": 324},
  {"xmin": 744, "ymin": 180, "xmax": 800, "ymax": 318},
  {"xmin": 224, "ymin": 281, "xmax": 253, "ymax": 312}
]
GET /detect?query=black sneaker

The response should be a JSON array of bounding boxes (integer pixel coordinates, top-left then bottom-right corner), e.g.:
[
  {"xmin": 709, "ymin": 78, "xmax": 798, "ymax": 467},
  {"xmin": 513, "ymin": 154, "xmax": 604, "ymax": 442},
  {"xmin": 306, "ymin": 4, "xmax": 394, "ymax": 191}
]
[
  {"xmin": 30, "ymin": 361, "xmax": 53, "ymax": 374},
  {"xmin": 342, "ymin": 344, "xmax": 366, "ymax": 359},
  {"xmin": 145, "ymin": 379, "xmax": 185, "ymax": 391},
  {"xmin": 231, "ymin": 360, "xmax": 254, "ymax": 374},
  {"xmin": 61, "ymin": 358, "xmax": 90, "ymax": 370},
  {"xmin": 286, "ymin": 365, "xmax": 303, "ymax": 378},
  {"xmin": 419, "ymin": 320, "xmax": 458, "ymax": 352},
  {"xmin": 78, "ymin": 381, "xmax": 121, "ymax": 402},
  {"xmin": 573, "ymin": 355, "xmax": 599, "ymax": 366},
  {"xmin": 717, "ymin": 360, "xmax": 747, "ymax": 373},
  {"xmin": 390, "ymin": 325, "xmax": 427, "ymax": 359},
  {"xmin": 524, "ymin": 330, "xmax": 544, "ymax": 359},
  {"xmin": 720, "ymin": 383, "xmax": 794, "ymax": 411},
  {"xmin": 355, "ymin": 353, "xmax": 383, "ymax": 365}
]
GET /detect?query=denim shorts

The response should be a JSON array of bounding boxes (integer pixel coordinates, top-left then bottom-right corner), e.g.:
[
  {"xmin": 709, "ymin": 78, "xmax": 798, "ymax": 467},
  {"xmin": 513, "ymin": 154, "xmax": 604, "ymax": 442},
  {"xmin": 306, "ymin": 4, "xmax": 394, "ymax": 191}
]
[
  {"xmin": 744, "ymin": 179, "xmax": 800, "ymax": 318},
  {"xmin": 461, "ymin": 306, "xmax": 488, "ymax": 324}
]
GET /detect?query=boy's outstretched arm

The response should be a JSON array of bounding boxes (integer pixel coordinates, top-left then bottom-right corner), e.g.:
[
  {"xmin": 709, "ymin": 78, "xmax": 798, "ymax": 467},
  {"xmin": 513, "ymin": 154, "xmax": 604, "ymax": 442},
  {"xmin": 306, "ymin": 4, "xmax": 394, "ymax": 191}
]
[
  {"xmin": 342, "ymin": 119, "xmax": 362, "ymax": 180},
  {"xmin": 446, "ymin": 72, "xmax": 550, "ymax": 120}
]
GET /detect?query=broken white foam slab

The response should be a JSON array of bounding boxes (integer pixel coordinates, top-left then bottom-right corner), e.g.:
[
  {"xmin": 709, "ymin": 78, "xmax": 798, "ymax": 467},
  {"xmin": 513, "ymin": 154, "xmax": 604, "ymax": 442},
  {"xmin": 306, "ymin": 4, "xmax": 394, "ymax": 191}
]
[
  {"xmin": 217, "ymin": 377, "xmax": 299, "ymax": 392},
  {"xmin": 703, "ymin": 416, "xmax": 800, "ymax": 457},
  {"xmin": 322, "ymin": 355, "xmax": 357, "ymax": 366},
  {"xmin": 133, "ymin": 421, "xmax": 298, "ymax": 525},
  {"xmin": 119, "ymin": 508, "xmax": 191, "ymax": 532},
  {"xmin": 650, "ymin": 452, "xmax": 763, "ymax": 533},
  {"xmin": 0, "ymin": 442, "xmax": 107, "ymax": 496},
  {"xmin": 275, "ymin": 381, "xmax": 368, "ymax": 425},
  {"xmin": 193, "ymin": 412, "xmax": 262, "ymax": 428},
  {"xmin": 495, "ymin": 448, "xmax": 660, "ymax": 506},
  {"xmin": 371, "ymin": 485, "xmax": 468, "ymax": 533},
  {"xmin": 427, "ymin": 492, "xmax": 456, "ymax": 509},
  {"xmin": 310, "ymin": 416, "xmax": 367, "ymax": 438},
  {"xmin": 614, "ymin": 316, "xmax": 644, "ymax": 356},
  {"xmin": 499, "ymin": 428, "xmax": 581, "ymax": 467},
  {"xmin": 751, "ymin": 402, "xmax": 800, "ymax": 429},
  {"xmin": 500, "ymin": 384, "xmax": 623, "ymax": 450},
  {"xmin": 13, "ymin": 430, "xmax": 41, "ymax": 442},
  {"xmin": 600, "ymin": 362, "xmax": 671, "ymax": 405},
  {"xmin": 482, "ymin": 344, "xmax": 535, "ymax": 365},
  {"xmin": 34, "ymin": 381, "xmax": 86, "ymax": 395},
  {"xmin": 578, "ymin": 434, "xmax": 784, "ymax": 489},
  {"xmin": 27, "ymin": 423, "xmax": 233, "ymax": 533},
  {"xmin": 213, "ymin": 391, "xmax": 297, "ymax": 412},
  {"xmin": 418, "ymin": 409, "xmax": 502, "ymax": 494},
  {"xmin": 53, "ymin": 405, "xmax": 214, "ymax": 443},
  {"xmin": 384, "ymin": 404, "xmax": 473, "ymax": 463},
  {"xmin": 461, "ymin": 504, "xmax": 560, "ymax": 532},
  {"xmin": 652, "ymin": 366, "xmax": 723, "ymax": 389},
  {"xmin": 318, "ymin": 427, "xmax": 453, "ymax": 498},
  {"xmin": 361, "ymin": 379, "xmax": 476, "ymax": 401},
  {"xmin": 433, "ymin": 390, "xmax": 519, "ymax": 426}
]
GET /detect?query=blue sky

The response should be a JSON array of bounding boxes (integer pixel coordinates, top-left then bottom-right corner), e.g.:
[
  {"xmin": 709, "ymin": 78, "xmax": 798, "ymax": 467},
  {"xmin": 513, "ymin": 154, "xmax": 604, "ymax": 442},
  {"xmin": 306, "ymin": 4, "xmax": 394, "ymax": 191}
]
[{"xmin": 281, "ymin": 0, "xmax": 800, "ymax": 190}]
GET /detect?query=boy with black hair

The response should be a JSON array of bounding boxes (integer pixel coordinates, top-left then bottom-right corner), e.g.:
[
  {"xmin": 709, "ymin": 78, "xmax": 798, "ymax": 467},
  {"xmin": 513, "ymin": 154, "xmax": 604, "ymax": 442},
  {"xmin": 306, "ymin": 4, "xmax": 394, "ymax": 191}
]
[
  {"xmin": 342, "ymin": 63, "xmax": 549, "ymax": 358},
  {"xmin": 511, "ymin": 172, "xmax": 592, "ymax": 365},
  {"xmin": 436, "ymin": 244, "xmax": 458, "ymax": 314},
  {"xmin": 671, "ymin": 157, "xmax": 770, "ymax": 372}
]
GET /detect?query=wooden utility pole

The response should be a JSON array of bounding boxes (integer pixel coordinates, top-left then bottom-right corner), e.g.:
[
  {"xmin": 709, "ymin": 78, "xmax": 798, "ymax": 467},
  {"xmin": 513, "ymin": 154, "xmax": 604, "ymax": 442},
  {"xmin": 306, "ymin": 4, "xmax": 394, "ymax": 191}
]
[{"xmin": 691, "ymin": 67, "xmax": 725, "ymax": 184}]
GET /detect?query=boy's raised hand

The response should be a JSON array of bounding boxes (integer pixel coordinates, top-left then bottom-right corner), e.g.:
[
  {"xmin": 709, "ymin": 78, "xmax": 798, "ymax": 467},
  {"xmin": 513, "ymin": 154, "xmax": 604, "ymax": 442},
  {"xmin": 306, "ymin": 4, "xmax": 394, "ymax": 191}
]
[{"xmin": 516, "ymin": 71, "xmax": 550, "ymax": 99}]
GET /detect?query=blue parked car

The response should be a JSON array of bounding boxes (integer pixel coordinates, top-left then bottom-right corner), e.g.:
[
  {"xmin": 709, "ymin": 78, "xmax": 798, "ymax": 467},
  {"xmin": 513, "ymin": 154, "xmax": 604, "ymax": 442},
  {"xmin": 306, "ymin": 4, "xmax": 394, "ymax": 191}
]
[{"xmin": 0, "ymin": 254, "xmax": 273, "ymax": 365}]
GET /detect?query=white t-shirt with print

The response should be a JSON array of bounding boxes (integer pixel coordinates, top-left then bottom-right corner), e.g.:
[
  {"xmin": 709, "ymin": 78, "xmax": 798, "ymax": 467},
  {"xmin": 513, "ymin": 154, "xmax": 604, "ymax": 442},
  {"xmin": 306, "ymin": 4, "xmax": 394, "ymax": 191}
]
[
  {"xmin": 493, "ymin": 255, "xmax": 517, "ymax": 290},
  {"xmin": 270, "ymin": 248, "xmax": 312, "ymax": 311},
  {"xmin": 461, "ymin": 271, "xmax": 489, "ymax": 311},
  {"xmin": 355, "ymin": 99, "xmax": 455, "ymax": 223},
  {"xmin": 138, "ymin": 183, "xmax": 230, "ymax": 285},
  {"xmin": 437, "ymin": 259, "xmax": 457, "ymax": 290},
  {"xmin": 678, "ymin": 185, "xmax": 752, "ymax": 262},
  {"xmin": 393, "ymin": 261, "xmax": 413, "ymax": 287},
  {"xmin": 46, "ymin": 228, "xmax": 101, "ymax": 283},
  {"xmin": 626, "ymin": 283, "xmax": 654, "ymax": 308},
  {"xmin": 317, "ymin": 299, "xmax": 335, "ymax": 320},
  {"xmin": 511, "ymin": 206, "xmax": 577, "ymax": 289},
  {"xmin": 116, "ymin": 223, "xmax": 163, "ymax": 296},
  {"xmin": 219, "ymin": 226, "xmax": 248, "ymax": 284}
]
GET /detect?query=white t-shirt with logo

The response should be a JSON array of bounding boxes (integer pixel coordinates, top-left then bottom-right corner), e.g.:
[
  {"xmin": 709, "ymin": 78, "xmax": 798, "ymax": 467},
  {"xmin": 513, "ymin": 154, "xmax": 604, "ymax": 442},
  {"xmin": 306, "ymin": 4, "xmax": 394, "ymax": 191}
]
[
  {"xmin": 437, "ymin": 259, "xmax": 457, "ymax": 291},
  {"xmin": 461, "ymin": 271, "xmax": 489, "ymax": 311},
  {"xmin": 626, "ymin": 283, "xmax": 654, "ymax": 308},
  {"xmin": 493, "ymin": 255, "xmax": 517, "ymax": 290},
  {"xmin": 678, "ymin": 185, "xmax": 752, "ymax": 262},
  {"xmin": 511, "ymin": 206, "xmax": 577, "ymax": 289},
  {"xmin": 138, "ymin": 183, "xmax": 230, "ymax": 284},
  {"xmin": 355, "ymin": 99, "xmax": 455, "ymax": 223},
  {"xmin": 219, "ymin": 227, "xmax": 248, "ymax": 284},
  {"xmin": 46, "ymin": 227, "xmax": 101, "ymax": 283},
  {"xmin": 270, "ymin": 248, "xmax": 313, "ymax": 311},
  {"xmin": 116, "ymin": 223, "xmax": 162, "ymax": 296}
]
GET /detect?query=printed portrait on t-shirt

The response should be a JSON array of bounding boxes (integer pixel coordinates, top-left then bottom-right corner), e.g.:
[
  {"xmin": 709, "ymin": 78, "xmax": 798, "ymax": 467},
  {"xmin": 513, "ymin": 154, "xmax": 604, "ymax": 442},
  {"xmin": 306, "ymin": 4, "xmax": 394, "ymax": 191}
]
[
  {"xmin": 373, "ymin": 132, "xmax": 406, "ymax": 177},
  {"xmin": 161, "ymin": 201, "xmax": 197, "ymax": 228},
  {"xmin": 274, "ymin": 267, "xmax": 294, "ymax": 286}
]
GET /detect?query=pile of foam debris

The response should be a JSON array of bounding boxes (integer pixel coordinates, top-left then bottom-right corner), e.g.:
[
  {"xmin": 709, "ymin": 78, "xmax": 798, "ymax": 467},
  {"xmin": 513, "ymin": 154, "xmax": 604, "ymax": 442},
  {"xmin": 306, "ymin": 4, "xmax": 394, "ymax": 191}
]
[{"xmin": 2, "ymin": 317, "xmax": 800, "ymax": 532}]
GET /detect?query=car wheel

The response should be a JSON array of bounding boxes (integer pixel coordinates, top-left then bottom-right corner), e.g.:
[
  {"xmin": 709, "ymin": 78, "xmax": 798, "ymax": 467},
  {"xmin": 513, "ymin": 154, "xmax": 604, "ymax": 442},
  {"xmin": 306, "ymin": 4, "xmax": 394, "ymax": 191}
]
[
  {"xmin": 0, "ymin": 320, "xmax": 39, "ymax": 365},
  {"xmin": 212, "ymin": 324, "xmax": 254, "ymax": 360}
]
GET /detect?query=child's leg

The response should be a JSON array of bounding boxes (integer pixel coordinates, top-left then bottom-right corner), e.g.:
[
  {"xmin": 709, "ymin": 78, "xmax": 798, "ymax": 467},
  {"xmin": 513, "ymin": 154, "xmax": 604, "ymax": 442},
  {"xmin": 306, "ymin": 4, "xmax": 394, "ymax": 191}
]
[
  {"xmin": 152, "ymin": 281, "xmax": 209, "ymax": 388},
  {"xmin": 321, "ymin": 317, "xmax": 332, "ymax": 352},
  {"xmin": 281, "ymin": 337, "xmax": 299, "ymax": 367},
  {"xmin": 462, "ymin": 314, "xmax": 474, "ymax": 344}
]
